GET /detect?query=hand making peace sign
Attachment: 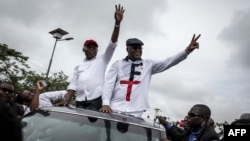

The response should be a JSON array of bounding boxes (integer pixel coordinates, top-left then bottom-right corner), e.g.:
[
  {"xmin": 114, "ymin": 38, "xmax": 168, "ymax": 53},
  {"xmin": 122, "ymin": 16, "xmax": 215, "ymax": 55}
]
[{"xmin": 186, "ymin": 34, "xmax": 201, "ymax": 53}]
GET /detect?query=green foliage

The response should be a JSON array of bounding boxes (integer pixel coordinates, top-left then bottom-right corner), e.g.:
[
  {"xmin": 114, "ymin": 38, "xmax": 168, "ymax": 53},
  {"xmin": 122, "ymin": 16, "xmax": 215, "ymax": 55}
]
[
  {"xmin": 0, "ymin": 44, "xmax": 31, "ymax": 93},
  {"xmin": 0, "ymin": 43, "xmax": 69, "ymax": 94},
  {"xmin": 45, "ymin": 71, "xmax": 69, "ymax": 91}
]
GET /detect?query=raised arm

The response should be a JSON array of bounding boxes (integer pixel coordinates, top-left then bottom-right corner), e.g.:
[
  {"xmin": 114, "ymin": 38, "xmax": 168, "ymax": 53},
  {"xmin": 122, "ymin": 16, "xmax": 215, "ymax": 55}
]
[
  {"xmin": 29, "ymin": 80, "xmax": 44, "ymax": 111},
  {"xmin": 111, "ymin": 4, "xmax": 125, "ymax": 43}
]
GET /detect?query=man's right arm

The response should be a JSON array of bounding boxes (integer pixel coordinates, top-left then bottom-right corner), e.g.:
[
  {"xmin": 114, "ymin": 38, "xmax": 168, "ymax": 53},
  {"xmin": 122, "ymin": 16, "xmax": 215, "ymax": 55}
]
[
  {"xmin": 63, "ymin": 90, "xmax": 75, "ymax": 106},
  {"xmin": 64, "ymin": 65, "xmax": 78, "ymax": 106},
  {"xmin": 30, "ymin": 80, "xmax": 44, "ymax": 111},
  {"xmin": 100, "ymin": 61, "xmax": 118, "ymax": 113}
]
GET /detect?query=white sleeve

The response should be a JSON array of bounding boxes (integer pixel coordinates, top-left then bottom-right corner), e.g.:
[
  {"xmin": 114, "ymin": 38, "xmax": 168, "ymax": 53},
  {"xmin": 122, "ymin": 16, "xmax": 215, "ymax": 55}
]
[
  {"xmin": 103, "ymin": 40, "xmax": 117, "ymax": 63},
  {"xmin": 102, "ymin": 61, "xmax": 118, "ymax": 105},
  {"xmin": 67, "ymin": 65, "xmax": 79, "ymax": 91},
  {"xmin": 151, "ymin": 50, "xmax": 188, "ymax": 74},
  {"xmin": 39, "ymin": 90, "xmax": 67, "ymax": 108}
]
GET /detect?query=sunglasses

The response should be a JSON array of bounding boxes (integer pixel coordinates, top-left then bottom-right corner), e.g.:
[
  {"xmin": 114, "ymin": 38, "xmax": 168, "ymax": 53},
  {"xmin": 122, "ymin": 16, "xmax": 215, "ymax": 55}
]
[
  {"xmin": 188, "ymin": 112, "xmax": 203, "ymax": 118},
  {"xmin": 0, "ymin": 88, "xmax": 14, "ymax": 94}
]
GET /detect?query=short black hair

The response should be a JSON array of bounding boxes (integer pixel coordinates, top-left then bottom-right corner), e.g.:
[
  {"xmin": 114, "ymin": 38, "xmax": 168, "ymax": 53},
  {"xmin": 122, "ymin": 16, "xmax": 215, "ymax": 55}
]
[
  {"xmin": 231, "ymin": 119, "xmax": 250, "ymax": 125},
  {"xmin": 193, "ymin": 104, "xmax": 211, "ymax": 119}
]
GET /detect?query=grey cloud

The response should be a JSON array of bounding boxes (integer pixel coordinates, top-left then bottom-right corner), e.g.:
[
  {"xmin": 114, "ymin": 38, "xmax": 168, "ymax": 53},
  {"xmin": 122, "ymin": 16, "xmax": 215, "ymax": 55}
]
[
  {"xmin": 0, "ymin": 0, "xmax": 168, "ymax": 57},
  {"xmin": 218, "ymin": 8, "xmax": 250, "ymax": 69},
  {"xmin": 0, "ymin": 0, "xmax": 168, "ymax": 74}
]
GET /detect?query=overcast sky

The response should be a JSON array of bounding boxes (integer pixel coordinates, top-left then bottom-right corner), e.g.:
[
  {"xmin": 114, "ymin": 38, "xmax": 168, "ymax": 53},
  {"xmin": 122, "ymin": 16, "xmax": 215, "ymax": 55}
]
[{"xmin": 1, "ymin": 0, "xmax": 250, "ymax": 123}]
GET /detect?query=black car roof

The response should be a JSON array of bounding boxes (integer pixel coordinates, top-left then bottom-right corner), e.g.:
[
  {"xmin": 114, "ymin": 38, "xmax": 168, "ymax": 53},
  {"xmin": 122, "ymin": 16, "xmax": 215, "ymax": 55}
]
[{"xmin": 32, "ymin": 106, "xmax": 165, "ymax": 131}]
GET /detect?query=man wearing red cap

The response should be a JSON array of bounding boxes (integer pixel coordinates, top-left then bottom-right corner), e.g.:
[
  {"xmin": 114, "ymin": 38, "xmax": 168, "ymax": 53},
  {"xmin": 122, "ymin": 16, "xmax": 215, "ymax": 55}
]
[{"xmin": 64, "ymin": 4, "xmax": 125, "ymax": 110}]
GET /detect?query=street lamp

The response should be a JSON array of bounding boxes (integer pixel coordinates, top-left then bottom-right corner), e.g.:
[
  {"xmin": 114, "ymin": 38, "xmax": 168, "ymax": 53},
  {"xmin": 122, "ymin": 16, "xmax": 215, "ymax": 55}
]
[{"xmin": 45, "ymin": 28, "xmax": 73, "ymax": 81}]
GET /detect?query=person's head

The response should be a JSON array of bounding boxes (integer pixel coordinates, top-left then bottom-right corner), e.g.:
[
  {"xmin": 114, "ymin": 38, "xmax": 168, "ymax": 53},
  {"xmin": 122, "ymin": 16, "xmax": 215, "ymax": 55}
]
[
  {"xmin": 82, "ymin": 39, "xmax": 98, "ymax": 60},
  {"xmin": 230, "ymin": 113, "xmax": 250, "ymax": 125},
  {"xmin": 180, "ymin": 116, "xmax": 190, "ymax": 131},
  {"xmin": 231, "ymin": 119, "xmax": 250, "ymax": 125},
  {"xmin": 126, "ymin": 38, "xmax": 144, "ymax": 61},
  {"xmin": 0, "ymin": 82, "xmax": 15, "ymax": 101},
  {"xmin": 16, "ymin": 90, "xmax": 34, "ymax": 105},
  {"xmin": 186, "ymin": 104, "xmax": 211, "ymax": 130},
  {"xmin": 29, "ymin": 86, "xmax": 36, "ymax": 94},
  {"xmin": 239, "ymin": 113, "xmax": 250, "ymax": 120}
]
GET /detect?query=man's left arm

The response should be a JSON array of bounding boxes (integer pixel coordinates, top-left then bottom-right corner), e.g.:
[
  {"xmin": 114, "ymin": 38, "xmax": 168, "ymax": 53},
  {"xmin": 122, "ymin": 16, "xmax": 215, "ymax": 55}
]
[{"xmin": 152, "ymin": 34, "xmax": 201, "ymax": 74}]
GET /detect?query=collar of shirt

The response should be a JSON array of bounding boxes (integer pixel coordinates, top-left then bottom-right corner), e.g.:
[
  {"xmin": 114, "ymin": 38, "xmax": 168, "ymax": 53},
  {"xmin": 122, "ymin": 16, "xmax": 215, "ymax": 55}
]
[
  {"xmin": 83, "ymin": 56, "xmax": 96, "ymax": 62},
  {"xmin": 123, "ymin": 56, "xmax": 142, "ymax": 62},
  {"xmin": 188, "ymin": 127, "xmax": 204, "ymax": 141}
]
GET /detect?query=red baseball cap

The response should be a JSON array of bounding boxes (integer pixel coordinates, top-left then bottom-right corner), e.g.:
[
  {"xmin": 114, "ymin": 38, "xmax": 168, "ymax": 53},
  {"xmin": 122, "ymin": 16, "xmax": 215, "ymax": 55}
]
[{"xmin": 83, "ymin": 39, "xmax": 98, "ymax": 47}]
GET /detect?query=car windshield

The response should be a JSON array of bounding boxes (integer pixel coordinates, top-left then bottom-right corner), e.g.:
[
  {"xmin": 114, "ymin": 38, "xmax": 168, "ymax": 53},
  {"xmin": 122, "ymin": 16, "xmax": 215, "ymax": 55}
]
[{"xmin": 22, "ymin": 110, "xmax": 165, "ymax": 141}]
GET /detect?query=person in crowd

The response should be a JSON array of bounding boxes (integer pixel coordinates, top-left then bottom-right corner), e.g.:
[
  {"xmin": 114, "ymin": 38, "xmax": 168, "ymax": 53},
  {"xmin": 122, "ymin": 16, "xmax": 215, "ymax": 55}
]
[
  {"xmin": 0, "ymin": 81, "xmax": 23, "ymax": 117},
  {"xmin": 225, "ymin": 112, "xmax": 250, "ymax": 126},
  {"xmin": 220, "ymin": 113, "xmax": 250, "ymax": 141},
  {"xmin": 157, "ymin": 104, "xmax": 220, "ymax": 141},
  {"xmin": 239, "ymin": 113, "xmax": 250, "ymax": 120},
  {"xmin": 178, "ymin": 116, "xmax": 190, "ymax": 132},
  {"xmin": 100, "ymin": 34, "xmax": 201, "ymax": 117},
  {"xmin": 15, "ymin": 86, "xmax": 38, "ymax": 115},
  {"xmin": 16, "ymin": 80, "xmax": 67, "ymax": 115},
  {"xmin": 0, "ymin": 100, "xmax": 23, "ymax": 141},
  {"xmin": 63, "ymin": 4, "xmax": 125, "ymax": 110},
  {"xmin": 29, "ymin": 87, "xmax": 68, "ymax": 112}
]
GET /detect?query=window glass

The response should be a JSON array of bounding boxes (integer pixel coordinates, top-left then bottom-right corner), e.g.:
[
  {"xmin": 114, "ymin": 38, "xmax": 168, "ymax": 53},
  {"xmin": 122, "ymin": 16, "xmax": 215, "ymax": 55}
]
[{"xmin": 22, "ymin": 111, "xmax": 163, "ymax": 141}]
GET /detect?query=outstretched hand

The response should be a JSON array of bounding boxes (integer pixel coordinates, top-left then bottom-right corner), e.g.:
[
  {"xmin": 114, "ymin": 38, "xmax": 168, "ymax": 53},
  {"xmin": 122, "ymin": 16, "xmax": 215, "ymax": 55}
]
[
  {"xmin": 186, "ymin": 34, "xmax": 201, "ymax": 53},
  {"xmin": 114, "ymin": 4, "xmax": 125, "ymax": 24}
]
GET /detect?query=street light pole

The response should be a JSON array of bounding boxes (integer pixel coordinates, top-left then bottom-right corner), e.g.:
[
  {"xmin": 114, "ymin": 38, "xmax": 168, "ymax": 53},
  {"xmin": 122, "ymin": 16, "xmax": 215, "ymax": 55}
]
[
  {"xmin": 45, "ymin": 28, "xmax": 73, "ymax": 82},
  {"xmin": 45, "ymin": 38, "xmax": 58, "ymax": 81}
]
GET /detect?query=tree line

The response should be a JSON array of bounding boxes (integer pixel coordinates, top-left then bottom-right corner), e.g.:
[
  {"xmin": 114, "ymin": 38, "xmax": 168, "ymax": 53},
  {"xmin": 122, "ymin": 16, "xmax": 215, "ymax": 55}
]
[{"xmin": 0, "ymin": 43, "xmax": 69, "ymax": 94}]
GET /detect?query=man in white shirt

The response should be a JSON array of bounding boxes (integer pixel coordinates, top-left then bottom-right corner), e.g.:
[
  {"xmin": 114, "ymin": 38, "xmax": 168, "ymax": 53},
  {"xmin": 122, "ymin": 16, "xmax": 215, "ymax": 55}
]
[
  {"xmin": 16, "ymin": 80, "xmax": 67, "ymax": 115},
  {"xmin": 100, "ymin": 34, "xmax": 201, "ymax": 117},
  {"xmin": 64, "ymin": 4, "xmax": 125, "ymax": 110},
  {"xmin": 21, "ymin": 90, "xmax": 67, "ymax": 115}
]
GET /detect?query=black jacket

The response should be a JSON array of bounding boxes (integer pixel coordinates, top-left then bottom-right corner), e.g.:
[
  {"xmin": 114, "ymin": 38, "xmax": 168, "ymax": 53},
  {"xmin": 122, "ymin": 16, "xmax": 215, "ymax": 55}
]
[{"xmin": 167, "ymin": 125, "xmax": 219, "ymax": 141}]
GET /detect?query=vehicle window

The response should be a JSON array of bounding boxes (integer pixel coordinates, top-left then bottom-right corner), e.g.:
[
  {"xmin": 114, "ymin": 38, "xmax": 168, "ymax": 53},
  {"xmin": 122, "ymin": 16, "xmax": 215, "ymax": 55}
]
[{"xmin": 22, "ymin": 111, "xmax": 164, "ymax": 141}]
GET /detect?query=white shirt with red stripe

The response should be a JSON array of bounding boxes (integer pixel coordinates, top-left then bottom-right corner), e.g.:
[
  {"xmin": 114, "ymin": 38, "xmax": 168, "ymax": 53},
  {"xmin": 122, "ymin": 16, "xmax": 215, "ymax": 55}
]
[
  {"xmin": 67, "ymin": 40, "xmax": 117, "ymax": 101},
  {"xmin": 102, "ymin": 50, "xmax": 188, "ymax": 116}
]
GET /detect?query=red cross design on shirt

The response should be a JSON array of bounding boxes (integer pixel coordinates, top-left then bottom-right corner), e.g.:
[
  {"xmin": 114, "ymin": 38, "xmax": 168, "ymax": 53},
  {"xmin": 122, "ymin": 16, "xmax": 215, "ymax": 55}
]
[
  {"xmin": 120, "ymin": 62, "xmax": 143, "ymax": 101},
  {"xmin": 120, "ymin": 80, "xmax": 140, "ymax": 101}
]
